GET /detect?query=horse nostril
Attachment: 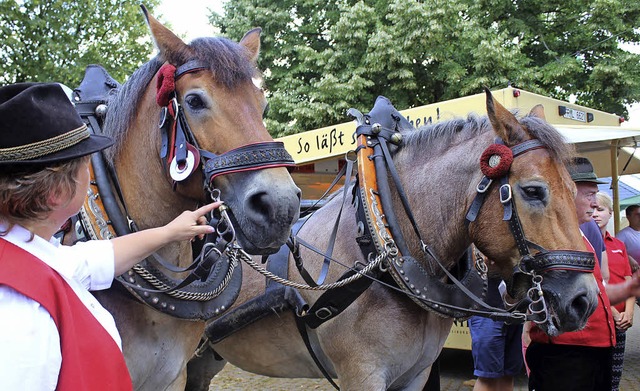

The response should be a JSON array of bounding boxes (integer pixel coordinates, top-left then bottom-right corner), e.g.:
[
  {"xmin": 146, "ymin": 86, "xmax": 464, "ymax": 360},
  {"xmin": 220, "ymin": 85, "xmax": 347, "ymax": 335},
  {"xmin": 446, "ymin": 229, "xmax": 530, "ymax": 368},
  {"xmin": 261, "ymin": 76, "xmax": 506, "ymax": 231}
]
[
  {"xmin": 247, "ymin": 191, "xmax": 272, "ymax": 219},
  {"xmin": 569, "ymin": 291, "xmax": 594, "ymax": 323}
]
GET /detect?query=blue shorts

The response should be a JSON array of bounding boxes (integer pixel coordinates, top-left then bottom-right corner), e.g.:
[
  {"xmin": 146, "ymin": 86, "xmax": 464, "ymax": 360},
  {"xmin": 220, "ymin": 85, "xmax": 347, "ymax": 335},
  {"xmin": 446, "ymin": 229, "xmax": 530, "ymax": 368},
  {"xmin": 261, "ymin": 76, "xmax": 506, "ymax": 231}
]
[{"xmin": 468, "ymin": 316, "xmax": 524, "ymax": 378}]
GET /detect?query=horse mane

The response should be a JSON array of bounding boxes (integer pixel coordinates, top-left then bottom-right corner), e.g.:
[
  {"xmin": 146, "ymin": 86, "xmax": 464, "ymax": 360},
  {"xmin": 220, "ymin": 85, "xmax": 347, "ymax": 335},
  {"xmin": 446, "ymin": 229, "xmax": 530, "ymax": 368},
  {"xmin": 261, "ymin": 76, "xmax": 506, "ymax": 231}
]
[
  {"xmin": 402, "ymin": 112, "xmax": 575, "ymax": 164},
  {"xmin": 102, "ymin": 36, "xmax": 258, "ymax": 163}
]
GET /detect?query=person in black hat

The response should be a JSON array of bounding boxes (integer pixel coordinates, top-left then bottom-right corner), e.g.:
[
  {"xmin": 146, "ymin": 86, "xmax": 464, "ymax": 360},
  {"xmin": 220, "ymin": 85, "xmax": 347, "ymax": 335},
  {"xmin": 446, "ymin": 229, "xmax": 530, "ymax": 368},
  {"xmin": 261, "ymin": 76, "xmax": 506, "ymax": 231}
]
[
  {"xmin": 570, "ymin": 157, "xmax": 608, "ymax": 277},
  {"xmin": 0, "ymin": 83, "xmax": 221, "ymax": 390},
  {"xmin": 524, "ymin": 156, "xmax": 640, "ymax": 391}
]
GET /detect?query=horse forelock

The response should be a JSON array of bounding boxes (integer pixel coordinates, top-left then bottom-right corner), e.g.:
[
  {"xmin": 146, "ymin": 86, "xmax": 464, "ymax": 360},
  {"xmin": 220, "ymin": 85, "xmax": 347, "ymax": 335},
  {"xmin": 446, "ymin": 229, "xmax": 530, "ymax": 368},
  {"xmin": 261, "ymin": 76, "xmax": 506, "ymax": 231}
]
[
  {"xmin": 189, "ymin": 37, "xmax": 257, "ymax": 89},
  {"xmin": 400, "ymin": 112, "xmax": 574, "ymax": 165}
]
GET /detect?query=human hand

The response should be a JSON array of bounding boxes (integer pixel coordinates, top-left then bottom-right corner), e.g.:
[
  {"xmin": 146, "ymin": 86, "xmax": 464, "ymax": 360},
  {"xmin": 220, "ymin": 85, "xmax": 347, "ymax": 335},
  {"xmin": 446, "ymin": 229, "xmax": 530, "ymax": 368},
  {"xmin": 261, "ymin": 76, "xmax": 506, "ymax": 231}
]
[
  {"xmin": 616, "ymin": 312, "xmax": 632, "ymax": 330},
  {"xmin": 165, "ymin": 202, "xmax": 221, "ymax": 242}
]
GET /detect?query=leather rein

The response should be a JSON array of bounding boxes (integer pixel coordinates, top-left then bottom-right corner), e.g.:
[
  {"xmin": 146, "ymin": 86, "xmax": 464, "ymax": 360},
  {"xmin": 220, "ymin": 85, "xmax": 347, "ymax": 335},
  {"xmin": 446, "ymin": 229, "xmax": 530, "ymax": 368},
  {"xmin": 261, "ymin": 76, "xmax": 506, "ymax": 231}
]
[{"xmin": 69, "ymin": 62, "xmax": 295, "ymax": 319}]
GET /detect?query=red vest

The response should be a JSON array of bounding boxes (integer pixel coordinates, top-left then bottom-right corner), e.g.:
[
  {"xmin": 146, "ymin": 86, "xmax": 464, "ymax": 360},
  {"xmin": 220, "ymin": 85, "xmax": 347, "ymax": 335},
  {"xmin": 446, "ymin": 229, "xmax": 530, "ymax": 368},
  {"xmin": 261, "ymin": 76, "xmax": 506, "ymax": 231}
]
[{"xmin": 0, "ymin": 239, "xmax": 133, "ymax": 391}]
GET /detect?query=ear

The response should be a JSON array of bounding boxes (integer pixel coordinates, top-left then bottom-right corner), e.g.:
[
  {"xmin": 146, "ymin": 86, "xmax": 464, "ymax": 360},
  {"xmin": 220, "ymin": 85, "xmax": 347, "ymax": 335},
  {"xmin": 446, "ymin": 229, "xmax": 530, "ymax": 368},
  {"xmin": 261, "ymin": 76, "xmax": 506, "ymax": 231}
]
[
  {"xmin": 239, "ymin": 28, "xmax": 262, "ymax": 64},
  {"xmin": 485, "ymin": 87, "xmax": 529, "ymax": 146},
  {"xmin": 529, "ymin": 104, "xmax": 546, "ymax": 120},
  {"xmin": 140, "ymin": 5, "xmax": 193, "ymax": 65}
]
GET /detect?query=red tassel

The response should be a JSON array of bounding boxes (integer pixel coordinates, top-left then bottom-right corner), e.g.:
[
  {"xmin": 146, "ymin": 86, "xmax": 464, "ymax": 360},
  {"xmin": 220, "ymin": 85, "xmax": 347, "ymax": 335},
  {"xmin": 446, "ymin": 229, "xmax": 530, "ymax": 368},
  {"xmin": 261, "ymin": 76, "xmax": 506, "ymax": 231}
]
[{"xmin": 156, "ymin": 64, "xmax": 177, "ymax": 106}]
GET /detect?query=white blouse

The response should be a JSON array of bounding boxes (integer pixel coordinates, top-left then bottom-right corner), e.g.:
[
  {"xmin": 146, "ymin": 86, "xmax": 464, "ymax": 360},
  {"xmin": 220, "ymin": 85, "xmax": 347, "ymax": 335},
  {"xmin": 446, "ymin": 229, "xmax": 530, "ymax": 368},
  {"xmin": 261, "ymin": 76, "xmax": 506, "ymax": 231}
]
[{"xmin": 0, "ymin": 224, "xmax": 119, "ymax": 391}]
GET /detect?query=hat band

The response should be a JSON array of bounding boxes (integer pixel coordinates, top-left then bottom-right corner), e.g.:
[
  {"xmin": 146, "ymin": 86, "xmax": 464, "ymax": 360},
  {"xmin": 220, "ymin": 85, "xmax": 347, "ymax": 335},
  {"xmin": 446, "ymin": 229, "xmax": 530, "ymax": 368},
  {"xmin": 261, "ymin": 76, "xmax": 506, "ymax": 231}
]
[{"xmin": 0, "ymin": 124, "xmax": 90, "ymax": 162}]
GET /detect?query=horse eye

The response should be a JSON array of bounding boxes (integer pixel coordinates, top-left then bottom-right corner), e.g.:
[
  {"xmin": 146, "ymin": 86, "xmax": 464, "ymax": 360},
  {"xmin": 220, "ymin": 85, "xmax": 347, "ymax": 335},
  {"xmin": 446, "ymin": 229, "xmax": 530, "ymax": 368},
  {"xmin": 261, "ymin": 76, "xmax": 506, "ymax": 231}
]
[
  {"xmin": 520, "ymin": 186, "xmax": 548, "ymax": 204},
  {"xmin": 185, "ymin": 94, "xmax": 206, "ymax": 110}
]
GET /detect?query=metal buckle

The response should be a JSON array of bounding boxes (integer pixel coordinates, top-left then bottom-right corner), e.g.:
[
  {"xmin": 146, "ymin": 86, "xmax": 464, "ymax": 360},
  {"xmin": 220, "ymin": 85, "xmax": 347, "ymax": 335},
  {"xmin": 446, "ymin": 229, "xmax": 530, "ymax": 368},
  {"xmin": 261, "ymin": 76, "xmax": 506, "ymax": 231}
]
[
  {"xmin": 500, "ymin": 184, "xmax": 512, "ymax": 204},
  {"xmin": 476, "ymin": 177, "xmax": 493, "ymax": 193},
  {"xmin": 169, "ymin": 97, "xmax": 179, "ymax": 119},
  {"xmin": 158, "ymin": 107, "xmax": 168, "ymax": 128},
  {"xmin": 315, "ymin": 307, "xmax": 333, "ymax": 320}
]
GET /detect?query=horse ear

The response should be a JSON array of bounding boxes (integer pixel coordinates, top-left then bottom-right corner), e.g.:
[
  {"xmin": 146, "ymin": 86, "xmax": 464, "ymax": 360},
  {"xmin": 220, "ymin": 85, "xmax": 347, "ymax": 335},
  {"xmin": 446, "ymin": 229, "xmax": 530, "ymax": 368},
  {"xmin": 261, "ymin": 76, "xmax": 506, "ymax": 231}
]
[
  {"xmin": 239, "ymin": 28, "xmax": 262, "ymax": 63},
  {"xmin": 529, "ymin": 104, "xmax": 547, "ymax": 121},
  {"xmin": 140, "ymin": 5, "xmax": 193, "ymax": 65},
  {"xmin": 485, "ymin": 87, "xmax": 529, "ymax": 146}
]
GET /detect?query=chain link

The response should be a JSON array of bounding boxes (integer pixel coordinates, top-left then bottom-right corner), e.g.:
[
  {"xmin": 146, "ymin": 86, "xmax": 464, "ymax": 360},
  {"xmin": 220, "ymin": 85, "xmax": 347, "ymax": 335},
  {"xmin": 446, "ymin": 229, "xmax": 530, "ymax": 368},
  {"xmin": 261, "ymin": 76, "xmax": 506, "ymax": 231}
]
[{"xmin": 235, "ymin": 248, "xmax": 390, "ymax": 290}]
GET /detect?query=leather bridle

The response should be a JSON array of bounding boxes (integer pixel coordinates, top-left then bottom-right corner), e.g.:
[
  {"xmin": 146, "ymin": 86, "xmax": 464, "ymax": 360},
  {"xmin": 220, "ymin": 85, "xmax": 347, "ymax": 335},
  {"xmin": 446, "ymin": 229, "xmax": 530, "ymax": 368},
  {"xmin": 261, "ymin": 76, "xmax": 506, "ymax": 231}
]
[
  {"xmin": 465, "ymin": 138, "xmax": 596, "ymax": 323},
  {"xmin": 155, "ymin": 60, "xmax": 295, "ymax": 189}
]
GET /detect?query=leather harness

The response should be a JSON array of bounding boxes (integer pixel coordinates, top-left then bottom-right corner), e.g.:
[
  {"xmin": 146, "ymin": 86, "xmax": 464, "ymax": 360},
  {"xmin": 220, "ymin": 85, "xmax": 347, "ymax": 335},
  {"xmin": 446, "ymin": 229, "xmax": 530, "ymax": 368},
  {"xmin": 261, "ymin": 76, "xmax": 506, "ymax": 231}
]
[{"xmin": 65, "ymin": 62, "xmax": 295, "ymax": 320}]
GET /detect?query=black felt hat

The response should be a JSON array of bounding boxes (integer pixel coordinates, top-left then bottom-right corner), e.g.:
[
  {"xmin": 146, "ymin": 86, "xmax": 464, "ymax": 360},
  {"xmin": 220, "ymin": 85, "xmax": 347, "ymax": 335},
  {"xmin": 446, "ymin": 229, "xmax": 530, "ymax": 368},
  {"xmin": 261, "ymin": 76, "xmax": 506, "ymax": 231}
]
[
  {"xmin": 0, "ymin": 82, "xmax": 114, "ymax": 166},
  {"xmin": 568, "ymin": 157, "xmax": 606, "ymax": 184}
]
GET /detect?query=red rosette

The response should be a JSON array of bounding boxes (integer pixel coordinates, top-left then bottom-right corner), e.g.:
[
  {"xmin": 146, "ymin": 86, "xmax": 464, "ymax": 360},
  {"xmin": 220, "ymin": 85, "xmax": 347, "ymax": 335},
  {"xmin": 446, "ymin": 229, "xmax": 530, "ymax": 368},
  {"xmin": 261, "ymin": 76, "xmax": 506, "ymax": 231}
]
[
  {"xmin": 156, "ymin": 63, "xmax": 177, "ymax": 106},
  {"xmin": 480, "ymin": 144, "xmax": 513, "ymax": 179}
]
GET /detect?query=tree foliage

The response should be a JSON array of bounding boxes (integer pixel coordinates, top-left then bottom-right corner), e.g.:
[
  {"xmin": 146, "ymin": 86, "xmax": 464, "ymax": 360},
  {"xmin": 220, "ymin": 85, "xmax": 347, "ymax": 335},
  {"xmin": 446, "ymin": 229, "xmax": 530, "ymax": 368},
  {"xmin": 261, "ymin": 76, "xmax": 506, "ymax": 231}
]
[
  {"xmin": 0, "ymin": 0, "xmax": 161, "ymax": 87},
  {"xmin": 211, "ymin": 0, "xmax": 640, "ymax": 136}
]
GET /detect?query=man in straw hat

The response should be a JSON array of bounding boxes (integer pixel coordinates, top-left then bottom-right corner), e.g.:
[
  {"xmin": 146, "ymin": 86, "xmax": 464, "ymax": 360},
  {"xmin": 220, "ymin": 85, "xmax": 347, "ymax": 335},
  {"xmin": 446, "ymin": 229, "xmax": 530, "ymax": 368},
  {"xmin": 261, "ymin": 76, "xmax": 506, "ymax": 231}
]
[
  {"xmin": 0, "ymin": 83, "xmax": 221, "ymax": 390},
  {"xmin": 525, "ymin": 156, "xmax": 640, "ymax": 391}
]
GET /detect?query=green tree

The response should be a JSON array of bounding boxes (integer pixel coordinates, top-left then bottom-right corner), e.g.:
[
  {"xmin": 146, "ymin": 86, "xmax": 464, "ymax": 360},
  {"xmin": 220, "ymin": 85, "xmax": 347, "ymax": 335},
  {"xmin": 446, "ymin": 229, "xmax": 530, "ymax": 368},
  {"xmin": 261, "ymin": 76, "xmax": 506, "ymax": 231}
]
[
  {"xmin": 0, "ymin": 0, "xmax": 161, "ymax": 87},
  {"xmin": 211, "ymin": 0, "xmax": 640, "ymax": 136}
]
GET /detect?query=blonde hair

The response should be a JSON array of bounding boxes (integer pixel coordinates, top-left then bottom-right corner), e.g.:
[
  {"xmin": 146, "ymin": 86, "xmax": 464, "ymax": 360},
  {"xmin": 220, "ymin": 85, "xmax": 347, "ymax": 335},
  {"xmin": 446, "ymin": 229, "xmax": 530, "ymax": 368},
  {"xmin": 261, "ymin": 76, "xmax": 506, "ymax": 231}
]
[
  {"xmin": 596, "ymin": 191, "xmax": 613, "ymax": 212},
  {"xmin": 0, "ymin": 156, "xmax": 88, "ymax": 233}
]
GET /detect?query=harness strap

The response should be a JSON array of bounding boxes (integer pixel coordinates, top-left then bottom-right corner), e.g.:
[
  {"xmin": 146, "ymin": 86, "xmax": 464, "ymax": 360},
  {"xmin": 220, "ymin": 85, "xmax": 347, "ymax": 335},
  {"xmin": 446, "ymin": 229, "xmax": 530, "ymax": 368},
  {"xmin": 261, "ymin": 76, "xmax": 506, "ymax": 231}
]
[
  {"xmin": 294, "ymin": 316, "xmax": 340, "ymax": 390},
  {"xmin": 203, "ymin": 141, "xmax": 295, "ymax": 181},
  {"xmin": 317, "ymin": 158, "xmax": 356, "ymax": 286}
]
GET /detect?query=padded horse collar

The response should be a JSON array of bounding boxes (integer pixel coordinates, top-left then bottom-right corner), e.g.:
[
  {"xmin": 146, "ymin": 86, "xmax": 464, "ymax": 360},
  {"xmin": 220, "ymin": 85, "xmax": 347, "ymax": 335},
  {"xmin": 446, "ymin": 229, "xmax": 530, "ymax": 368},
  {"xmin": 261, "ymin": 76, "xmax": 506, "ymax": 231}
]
[{"xmin": 351, "ymin": 97, "xmax": 490, "ymax": 320}]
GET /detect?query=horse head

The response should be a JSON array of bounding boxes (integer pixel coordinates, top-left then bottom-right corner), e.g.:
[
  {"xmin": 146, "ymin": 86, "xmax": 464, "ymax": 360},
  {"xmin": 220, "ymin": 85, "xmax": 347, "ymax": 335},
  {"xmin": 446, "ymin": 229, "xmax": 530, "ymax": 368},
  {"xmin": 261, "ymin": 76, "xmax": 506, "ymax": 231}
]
[
  {"xmin": 468, "ymin": 89, "xmax": 598, "ymax": 336},
  {"xmin": 112, "ymin": 7, "xmax": 300, "ymax": 255}
]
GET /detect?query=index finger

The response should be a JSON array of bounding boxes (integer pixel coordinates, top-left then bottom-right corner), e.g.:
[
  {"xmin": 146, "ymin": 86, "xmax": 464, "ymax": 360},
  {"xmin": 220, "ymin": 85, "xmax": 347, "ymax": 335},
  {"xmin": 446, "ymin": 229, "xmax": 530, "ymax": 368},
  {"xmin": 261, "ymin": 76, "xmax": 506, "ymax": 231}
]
[{"xmin": 194, "ymin": 201, "xmax": 223, "ymax": 216}]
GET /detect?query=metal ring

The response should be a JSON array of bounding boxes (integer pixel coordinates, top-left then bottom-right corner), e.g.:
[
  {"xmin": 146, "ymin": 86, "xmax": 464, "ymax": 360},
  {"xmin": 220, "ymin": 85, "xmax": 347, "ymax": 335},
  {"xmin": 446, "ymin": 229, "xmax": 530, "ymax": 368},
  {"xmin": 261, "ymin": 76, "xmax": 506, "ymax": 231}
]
[{"xmin": 169, "ymin": 150, "xmax": 196, "ymax": 181}]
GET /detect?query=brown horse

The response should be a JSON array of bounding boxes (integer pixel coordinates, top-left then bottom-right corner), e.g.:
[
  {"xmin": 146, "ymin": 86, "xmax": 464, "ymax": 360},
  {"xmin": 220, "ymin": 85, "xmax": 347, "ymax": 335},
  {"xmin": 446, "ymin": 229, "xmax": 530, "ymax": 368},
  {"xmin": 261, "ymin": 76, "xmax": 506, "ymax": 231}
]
[
  {"xmin": 80, "ymin": 7, "xmax": 300, "ymax": 391},
  {"xmin": 190, "ymin": 92, "xmax": 598, "ymax": 390}
]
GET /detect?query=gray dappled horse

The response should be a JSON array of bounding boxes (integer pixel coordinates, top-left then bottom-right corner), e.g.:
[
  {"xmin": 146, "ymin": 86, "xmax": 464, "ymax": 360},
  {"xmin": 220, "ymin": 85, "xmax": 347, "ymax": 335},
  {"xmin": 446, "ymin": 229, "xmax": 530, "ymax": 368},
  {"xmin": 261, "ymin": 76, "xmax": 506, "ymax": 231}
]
[{"xmin": 190, "ymin": 92, "xmax": 598, "ymax": 390}]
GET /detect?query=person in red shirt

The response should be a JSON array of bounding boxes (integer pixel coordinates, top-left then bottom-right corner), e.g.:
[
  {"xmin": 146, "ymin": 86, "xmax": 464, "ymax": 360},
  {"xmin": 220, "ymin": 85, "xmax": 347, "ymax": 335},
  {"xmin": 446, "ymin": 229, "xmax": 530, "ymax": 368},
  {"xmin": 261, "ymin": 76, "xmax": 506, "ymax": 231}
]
[
  {"xmin": 524, "ymin": 157, "xmax": 640, "ymax": 391},
  {"xmin": 593, "ymin": 191, "xmax": 634, "ymax": 391}
]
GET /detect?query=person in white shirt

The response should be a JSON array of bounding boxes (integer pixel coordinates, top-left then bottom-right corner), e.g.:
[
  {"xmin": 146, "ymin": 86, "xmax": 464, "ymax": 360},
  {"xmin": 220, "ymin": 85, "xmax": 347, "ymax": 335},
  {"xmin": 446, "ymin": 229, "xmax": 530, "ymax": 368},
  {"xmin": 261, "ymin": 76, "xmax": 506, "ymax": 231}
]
[{"xmin": 0, "ymin": 82, "xmax": 221, "ymax": 391}]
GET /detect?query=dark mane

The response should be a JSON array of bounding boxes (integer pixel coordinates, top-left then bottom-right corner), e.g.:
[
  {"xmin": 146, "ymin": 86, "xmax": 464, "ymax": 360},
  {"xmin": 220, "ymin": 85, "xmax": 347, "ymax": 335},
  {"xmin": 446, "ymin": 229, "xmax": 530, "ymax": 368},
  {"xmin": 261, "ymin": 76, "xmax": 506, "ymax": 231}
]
[
  {"xmin": 401, "ymin": 112, "xmax": 575, "ymax": 164},
  {"xmin": 102, "ymin": 36, "xmax": 256, "ymax": 162}
]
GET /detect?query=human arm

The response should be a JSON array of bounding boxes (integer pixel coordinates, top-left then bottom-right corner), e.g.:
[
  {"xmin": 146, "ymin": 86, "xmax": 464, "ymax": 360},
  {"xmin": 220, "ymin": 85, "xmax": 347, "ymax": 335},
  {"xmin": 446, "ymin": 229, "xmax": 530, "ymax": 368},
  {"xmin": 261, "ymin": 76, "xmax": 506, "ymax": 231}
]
[
  {"xmin": 601, "ymin": 249, "xmax": 610, "ymax": 284},
  {"xmin": 606, "ymin": 271, "xmax": 640, "ymax": 305},
  {"xmin": 629, "ymin": 255, "xmax": 639, "ymax": 274},
  {"xmin": 615, "ymin": 276, "xmax": 635, "ymax": 330},
  {"xmin": 522, "ymin": 320, "xmax": 532, "ymax": 348},
  {"xmin": 111, "ymin": 202, "xmax": 220, "ymax": 276}
]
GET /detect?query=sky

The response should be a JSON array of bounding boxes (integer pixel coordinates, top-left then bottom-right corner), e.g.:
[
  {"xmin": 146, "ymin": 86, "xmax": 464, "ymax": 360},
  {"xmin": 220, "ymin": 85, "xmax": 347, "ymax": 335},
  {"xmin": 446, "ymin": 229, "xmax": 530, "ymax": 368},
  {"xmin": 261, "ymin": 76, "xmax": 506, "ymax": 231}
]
[
  {"xmin": 156, "ymin": 0, "xmax": 640, "ymax": 128},
  {"xmin": 156, "ymin": 0, "xmax": 225, "ymax": 41}
]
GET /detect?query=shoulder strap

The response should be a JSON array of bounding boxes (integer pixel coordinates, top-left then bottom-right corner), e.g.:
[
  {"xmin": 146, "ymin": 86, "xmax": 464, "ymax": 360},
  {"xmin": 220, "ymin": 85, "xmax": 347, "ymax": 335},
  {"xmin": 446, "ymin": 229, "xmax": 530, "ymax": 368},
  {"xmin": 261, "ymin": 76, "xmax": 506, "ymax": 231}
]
[{"xmin": 0, "ymin": 239, "xmax": 133, "ymax": 391}]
